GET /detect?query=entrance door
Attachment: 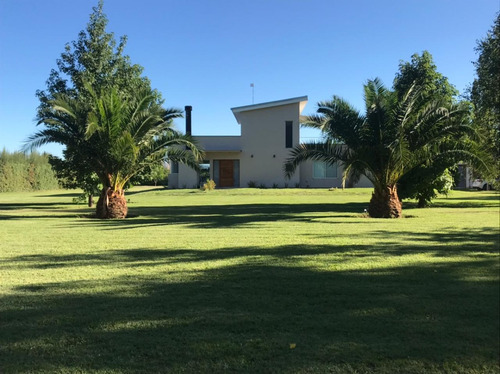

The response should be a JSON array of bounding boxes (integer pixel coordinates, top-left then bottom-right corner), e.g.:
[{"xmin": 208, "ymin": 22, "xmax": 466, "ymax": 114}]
[{"xmin": 219, "ymin": 160, "xmax": 234, "ymax": 187}]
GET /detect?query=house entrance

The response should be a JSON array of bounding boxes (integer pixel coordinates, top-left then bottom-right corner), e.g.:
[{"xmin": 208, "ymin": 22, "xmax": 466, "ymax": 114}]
[
  {"xmin": 219, "ymin": 160, "xmax": 234, "ymax": 187},
  {"xmin": 214, "ymin": 159, "xmax": 240, "ymax": 188}
]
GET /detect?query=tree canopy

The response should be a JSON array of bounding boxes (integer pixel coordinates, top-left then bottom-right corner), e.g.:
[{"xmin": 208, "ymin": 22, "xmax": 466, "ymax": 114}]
[
  {"xmin": 285, "ymin": 72, "xmax": 484, "ymax": 218},
  {"xmin": 29, "ymin": 0, "xmax": 161, "ymax": 203},
  {"xmin": 470, "ymin": 12, "xmax": 500, "ymax": 168},
  {"xmin": 394, "ymin": 52, "xmax": 462, "ymax": 207},
  {"xmin": 26, "ymin": 1, "xmax": 203, "ymax": 218}
]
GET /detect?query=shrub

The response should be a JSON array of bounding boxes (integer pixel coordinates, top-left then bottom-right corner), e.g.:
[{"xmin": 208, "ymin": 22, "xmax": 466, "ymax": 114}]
[
  {"xmin": 201, "ymin": 179, "xmax": 216, "ymax": 191},
  {"xmin": 0, "ymin": 150, "xmax": 59, "ymax": 192},
  {"xmin": 247, "ymin": 181, "xmax": 257, "ymax": 188}
]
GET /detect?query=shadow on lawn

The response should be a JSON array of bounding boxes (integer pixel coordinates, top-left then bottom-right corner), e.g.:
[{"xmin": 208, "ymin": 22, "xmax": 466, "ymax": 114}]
[
  {"xmin": 67, "ymin": 202, "xmax": 370, "ymax": 230},
  {"xmin": 0, "ymin": 202, "xmax": 76, "ymax": 211},
  {"xmin": 1, "ymin": 245, "xmax": 498, "ymax": 373},
  {"xmin": 35, "ymin": 192, "xmax": 82, "ymax": 198},
  {"xmin": 2, "ymin": 226, "xmax": 498, "ymax": 274}
]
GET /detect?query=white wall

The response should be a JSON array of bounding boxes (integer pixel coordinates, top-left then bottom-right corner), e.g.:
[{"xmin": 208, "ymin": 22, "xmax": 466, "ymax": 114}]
[
  {"xmin": 299, "ymin": 160, "xmax": 343, "ymax": 188},
  {"xmin": 169, "ymin": 163, "xmax": 198, "ymax": 189},
  {"xmin": 195, "ymin": 136, "xmax": 241, "ymax": 152},
  {"xmin": 238, "ymin": 102, "xmax": 301, "ymax": 188},
  {"xmin": 299, "ymin": 160, "xmax": 373, "ymax": 188}
]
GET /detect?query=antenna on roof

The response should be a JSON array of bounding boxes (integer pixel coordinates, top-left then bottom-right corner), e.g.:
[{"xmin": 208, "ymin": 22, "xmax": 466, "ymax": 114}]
[{"xmin": 250, "ymin": 83, "xmax": 254, "ymax": 104}]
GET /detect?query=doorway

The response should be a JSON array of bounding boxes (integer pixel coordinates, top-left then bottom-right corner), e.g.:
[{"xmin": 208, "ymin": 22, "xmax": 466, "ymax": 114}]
[{"xmin": 214, "ymin": 160, "xmax": 240, "ymax": 188}]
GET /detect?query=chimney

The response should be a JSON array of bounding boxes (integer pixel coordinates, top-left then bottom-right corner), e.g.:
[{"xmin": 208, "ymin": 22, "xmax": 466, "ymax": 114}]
[{"xmin": 185, "ymin": 105, "xmax": 192, "ymax": 136}]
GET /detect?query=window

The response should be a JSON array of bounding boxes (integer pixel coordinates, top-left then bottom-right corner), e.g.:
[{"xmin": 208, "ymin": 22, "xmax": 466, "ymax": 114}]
[
  {"xmin": 313, "ymin": 161, "xmax": 337, "ymax": 179},
  {"xmin": 198, "ymin": 161, "xmax": 210, "ymax": 186},
  {"xmin": 285, "ymin": 121, "xmax": 293, "ymax": 148},
  {"xmin": 171, "ymin": 161, "xmax": 179, "ymax": 174}
]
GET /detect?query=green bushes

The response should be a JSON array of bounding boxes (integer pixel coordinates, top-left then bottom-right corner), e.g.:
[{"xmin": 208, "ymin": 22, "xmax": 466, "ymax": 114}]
[{"xmin": 0, "ymin": 150, "xmax": 59, "ymax": 192}]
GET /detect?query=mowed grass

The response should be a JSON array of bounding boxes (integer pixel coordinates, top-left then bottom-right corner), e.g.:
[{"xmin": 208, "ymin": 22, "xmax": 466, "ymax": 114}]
[{"xmin": 0, "ymin": 187, "xmax": 498, "ymax": 373}]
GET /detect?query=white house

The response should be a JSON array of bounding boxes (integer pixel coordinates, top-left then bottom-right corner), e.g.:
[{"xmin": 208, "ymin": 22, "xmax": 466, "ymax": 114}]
[{"xmin": 169, "ymin": 96, "xmax": 372, "ymax": 189}]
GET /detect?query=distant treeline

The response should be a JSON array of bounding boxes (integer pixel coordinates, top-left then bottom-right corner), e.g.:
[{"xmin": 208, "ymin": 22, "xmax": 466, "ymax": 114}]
[{"xmin": 0, "ymin": 150, "xmax": 60, "ymax": 192}]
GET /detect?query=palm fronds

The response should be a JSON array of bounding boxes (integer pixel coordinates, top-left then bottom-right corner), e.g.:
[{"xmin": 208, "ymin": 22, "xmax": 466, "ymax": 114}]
[
  {"xmin": 285, "ymin": 78, "xmax": 483, "ymax": 196},
  {"xmin": 26, "ymin": 83, "xmax": 203, "ymax": 192}
]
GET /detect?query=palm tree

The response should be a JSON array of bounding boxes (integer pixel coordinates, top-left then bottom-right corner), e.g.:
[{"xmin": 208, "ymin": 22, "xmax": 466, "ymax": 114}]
[
  {"xmin": 285, "ymin": 78, "xmax": 480, "ymax": 218},
  {"xmin": 26, "ymin": 86, "xmax": 203, "ymax": 218}
]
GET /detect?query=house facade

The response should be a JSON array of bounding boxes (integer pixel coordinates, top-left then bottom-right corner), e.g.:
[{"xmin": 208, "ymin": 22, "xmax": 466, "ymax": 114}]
[{"xmin": 169, "ymin": 96, "xmax": 372, "ymax": 189}]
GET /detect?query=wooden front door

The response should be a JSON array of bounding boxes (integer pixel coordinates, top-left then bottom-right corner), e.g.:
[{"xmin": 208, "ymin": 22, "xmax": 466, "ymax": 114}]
[{"xmin": 219, "ymin": 160, "xmax": 234, "ymax": 187}]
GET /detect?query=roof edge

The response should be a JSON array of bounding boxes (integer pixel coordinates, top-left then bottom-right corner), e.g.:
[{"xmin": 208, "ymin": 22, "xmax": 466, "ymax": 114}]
[{"xmin": 231, "ymin": 96, "xmax": 308, "ymax": 114}]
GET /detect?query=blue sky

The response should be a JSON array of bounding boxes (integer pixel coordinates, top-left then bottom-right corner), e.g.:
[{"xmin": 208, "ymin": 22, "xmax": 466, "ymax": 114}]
[{"xmin": 0, "ymin": 0, "xmax": 498, "ymax": 156}]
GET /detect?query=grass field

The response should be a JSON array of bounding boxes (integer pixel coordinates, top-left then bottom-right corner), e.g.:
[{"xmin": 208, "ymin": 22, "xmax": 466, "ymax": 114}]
[{"xmin": 0, "ymin": 187, "xmax": 498, "ymax": 373}]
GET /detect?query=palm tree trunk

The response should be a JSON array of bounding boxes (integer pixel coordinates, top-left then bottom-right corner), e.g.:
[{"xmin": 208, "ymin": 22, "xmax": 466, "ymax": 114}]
[
  {"xmin": 96, "ymin": 187, "xmax": 128, "ymax": 219},
  {"xmin": 368, "ymin": 185, "xmax": 402, "ymax": 218},
  {"xmin": 96, "ymin": 188, "xmax": 108, "ymax": 219}
]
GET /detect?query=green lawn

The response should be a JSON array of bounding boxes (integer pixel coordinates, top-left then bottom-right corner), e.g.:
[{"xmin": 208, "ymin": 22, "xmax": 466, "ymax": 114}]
[{"xmin": 0, "ymin": 187, "xmax": 498, "ymax": 373}]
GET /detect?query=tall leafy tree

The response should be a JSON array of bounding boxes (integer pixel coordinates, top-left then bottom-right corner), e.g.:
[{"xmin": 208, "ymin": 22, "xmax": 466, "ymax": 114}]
[
  {"xmin": 471, "ymin": 12, "xmax": 500, "ymax": 169},
  {"xmin": 285, "ymin": 78, "xmax": 481, "ymax": 218},
  {"xmin": 394, "ymin": 51, "xmax": 462, "ymax": 207},
  {"xmin": 31, "ymin": 1, "xmax": 160, "ymax": 203},
  {"xmin": 26, "ymin": 1, "xmax": 203, "ymax": 217}
]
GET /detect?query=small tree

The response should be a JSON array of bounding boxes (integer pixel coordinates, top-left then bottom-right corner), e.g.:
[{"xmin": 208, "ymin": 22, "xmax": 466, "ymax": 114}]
[
  {"xmin": 285, "ymin": 78, "xmax": 484, "ymax": 218},
  {"xmin": 30, "ymin": 85, "xmax": 202, "ymax": 218}
]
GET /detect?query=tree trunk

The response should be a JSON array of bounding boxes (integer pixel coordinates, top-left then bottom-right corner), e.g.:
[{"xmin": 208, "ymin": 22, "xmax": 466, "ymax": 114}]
[
  {"xmin": 95, "ymin": 187, "xmax": 128, "ymax": 219},
  {"xmin": 88, "ymin": 194, "xmax": 94, "ymax": 208},
  {"xmin": 417, "ymin": 195, "xmax": 428, "ymax": 208},
  {"xmin": 368, "ymin": 185, "xmax": 402, "ymax": 218},
  {"xmin": 96, "ymin": 188, "xmax": 108, "ymax": 219}
]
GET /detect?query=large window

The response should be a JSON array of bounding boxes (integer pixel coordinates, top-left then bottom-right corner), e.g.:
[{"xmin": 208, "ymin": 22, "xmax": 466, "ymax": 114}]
[
  {"xmin": 285, "ymin": 121, "xmax": 293, "ymax": 148},
  {"xmin": 313, "ymin": 161, "xmax": 337, "ymax": 179}
]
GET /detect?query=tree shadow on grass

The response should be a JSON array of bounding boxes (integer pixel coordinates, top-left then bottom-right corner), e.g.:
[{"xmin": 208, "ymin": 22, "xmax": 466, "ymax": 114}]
[
  {"xmin": 0, "ymin": 202, "xmax": 77, "ymax": 210},
  {"xmin": 35, "ymin": 192, "xmax": 82, "ymax": 198},
  {"xmin": 3, "ymin": 225, "xmax": 498, "ymax": 272},
  {"xmin": 402, "ymin": 197, "xmax": 500, "ymax": 209},
  {"xmin": 307, "ymin": 227, "xmax": 499, "ymax": 256},
  {"xmin": 1, "ymin": 246, "xmax": 498, "ymax": 373},
  {"xmin": 66, "ymin": 202, "xmax": 370, "ymax": 230}
]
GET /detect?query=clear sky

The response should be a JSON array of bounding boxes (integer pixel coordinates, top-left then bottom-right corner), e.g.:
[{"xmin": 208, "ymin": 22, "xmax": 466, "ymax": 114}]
[{"xmin": 0, "ymin": 0, "xmax": 498, "ymax": 156}]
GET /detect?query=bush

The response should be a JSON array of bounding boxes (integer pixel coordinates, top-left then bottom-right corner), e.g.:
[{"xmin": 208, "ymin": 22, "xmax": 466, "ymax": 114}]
[
  {"xmin": 201, "ymin": 179, "xmax": 216, "ymax": 191},
  {"xmin": 0, "ymin": 150, "xmax": 59, "ymax": 192},
  {"xmin": 131, "ymin": 163, "xmax": 169, "ymax": 186},
  {"xmin": 247, "ymin": 181, "xmax": 257, "ymax": 188}
]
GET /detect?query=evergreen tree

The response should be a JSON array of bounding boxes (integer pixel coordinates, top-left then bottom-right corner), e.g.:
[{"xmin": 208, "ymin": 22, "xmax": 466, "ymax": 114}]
[
  {"xmin": 395, "ymin": 52, "xmax": 465, "ymax": 207},
  {"xmin": 29, "ymin": 0, "xmax": 160, "ymax": 205},
  {"xmin": 471, "ymin": 12, "xmax": 500, "ymax": 173},
  {"xmin": 25, "ymin": 1, "xmax": 202, "ymax": 217}
]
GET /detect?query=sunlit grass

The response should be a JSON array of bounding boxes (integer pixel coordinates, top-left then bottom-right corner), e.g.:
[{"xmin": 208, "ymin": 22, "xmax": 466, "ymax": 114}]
[{"xmin": 0, "ymin": 187, "xmax": 499, "ymax": 373}]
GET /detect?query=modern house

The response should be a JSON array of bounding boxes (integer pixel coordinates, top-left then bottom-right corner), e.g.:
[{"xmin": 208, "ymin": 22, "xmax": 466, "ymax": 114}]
[{"xmin": 169, "ymin": 96, "xmax": 372, "ymax": 189}]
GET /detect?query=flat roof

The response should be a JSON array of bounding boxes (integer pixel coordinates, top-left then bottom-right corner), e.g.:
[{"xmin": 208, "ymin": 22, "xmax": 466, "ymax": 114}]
[{"xmin": 231, "ymin": 96, "xmax": 308, "ymax": 124}]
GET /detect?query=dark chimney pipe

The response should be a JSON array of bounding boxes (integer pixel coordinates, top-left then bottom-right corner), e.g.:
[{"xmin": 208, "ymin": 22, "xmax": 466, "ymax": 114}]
[{"xmin": 185, "ymin": 105, "xmax": 192, "ymax": 136}]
